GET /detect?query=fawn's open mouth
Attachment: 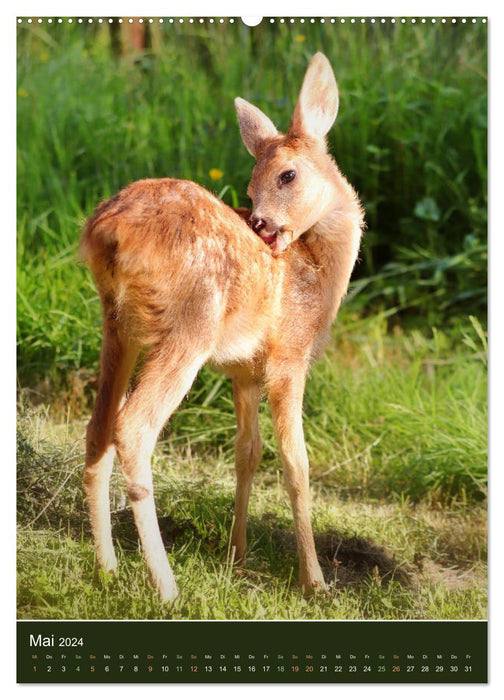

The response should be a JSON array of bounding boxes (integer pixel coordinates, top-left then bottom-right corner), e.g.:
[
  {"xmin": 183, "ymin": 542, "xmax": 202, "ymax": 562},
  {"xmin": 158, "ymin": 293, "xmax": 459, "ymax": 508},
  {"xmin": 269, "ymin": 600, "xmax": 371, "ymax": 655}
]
[
  {"xmin": 256, "ymin": 227, "xmax": 294, "ymax": 255},
  {"xmin": 258, "ymin": 231, "xmax": 278, "ymax": 246}
]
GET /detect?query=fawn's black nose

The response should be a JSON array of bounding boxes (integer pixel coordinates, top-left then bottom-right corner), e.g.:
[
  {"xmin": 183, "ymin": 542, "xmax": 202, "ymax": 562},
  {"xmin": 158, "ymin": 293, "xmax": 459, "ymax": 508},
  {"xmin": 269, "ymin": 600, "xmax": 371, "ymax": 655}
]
[{"xmin": 250, "ymin": 217, "xmax": 267, "ymax": 233}]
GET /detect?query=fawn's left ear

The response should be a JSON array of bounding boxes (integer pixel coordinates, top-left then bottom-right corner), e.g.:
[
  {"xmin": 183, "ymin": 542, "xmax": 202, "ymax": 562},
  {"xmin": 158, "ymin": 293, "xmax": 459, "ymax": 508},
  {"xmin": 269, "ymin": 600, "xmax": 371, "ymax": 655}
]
[{"xmin": 288, "ymin": 52, "xmax": 339, "ymax": 141}]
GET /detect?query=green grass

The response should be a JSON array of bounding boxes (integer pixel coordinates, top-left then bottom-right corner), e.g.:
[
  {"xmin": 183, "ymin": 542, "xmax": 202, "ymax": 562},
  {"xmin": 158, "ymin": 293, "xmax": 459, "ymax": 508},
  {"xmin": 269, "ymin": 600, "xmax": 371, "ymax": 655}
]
[
  {"xmin": 16, "ymin": 19, "xmax": 487, "ymax": 386},
  {"xmin": 17, "ymin": 320, "xmax": 487, "ymax": 620}
]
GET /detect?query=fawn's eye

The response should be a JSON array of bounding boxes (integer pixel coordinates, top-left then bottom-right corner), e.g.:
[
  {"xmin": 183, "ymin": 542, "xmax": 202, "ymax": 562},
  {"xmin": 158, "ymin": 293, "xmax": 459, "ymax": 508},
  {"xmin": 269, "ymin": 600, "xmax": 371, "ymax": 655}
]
[{"xmin": 279, "ymin": 170, "xmax": 296, "ymax": 186}]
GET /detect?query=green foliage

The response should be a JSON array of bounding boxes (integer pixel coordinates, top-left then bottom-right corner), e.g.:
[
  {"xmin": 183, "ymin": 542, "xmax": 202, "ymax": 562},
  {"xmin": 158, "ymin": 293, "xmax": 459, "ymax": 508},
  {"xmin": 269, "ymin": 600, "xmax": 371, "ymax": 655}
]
[{"xmin": 16, "ymin": 20, "xmax": 487, "ymax": 386}]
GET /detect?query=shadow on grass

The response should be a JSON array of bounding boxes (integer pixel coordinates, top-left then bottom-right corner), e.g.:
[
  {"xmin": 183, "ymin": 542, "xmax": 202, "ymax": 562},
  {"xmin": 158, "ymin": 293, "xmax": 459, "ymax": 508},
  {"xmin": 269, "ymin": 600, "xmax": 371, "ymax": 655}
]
[
  {"xmin": 16, "ymin": 441, "xmax": 411, "ymax": 592},
  {"xmin": 109, "ymin": 503, "xmax": 411, "ymax": 591},
  {"xmin": 15, "ymin": 421, "xmax": 410, "ymax": 592}
]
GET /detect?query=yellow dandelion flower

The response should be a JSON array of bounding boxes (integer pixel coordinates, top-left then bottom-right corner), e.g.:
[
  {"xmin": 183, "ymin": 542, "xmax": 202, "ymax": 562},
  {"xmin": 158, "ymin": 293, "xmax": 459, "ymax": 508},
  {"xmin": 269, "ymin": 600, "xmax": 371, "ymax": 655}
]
[
  {"xmin": 18, "ymin": 88, "xmax": 29, "ymax": 98},
  {"xmin": 209, "ymin": 168, "xmax": 223, "ymax": 181},
  {"xmin": 40, "ymin": 52, "xmax": 48, "ymax": 62},
  {"xmin": 294, "ymin": 35, "xmax": 306, "ymax": 43}
]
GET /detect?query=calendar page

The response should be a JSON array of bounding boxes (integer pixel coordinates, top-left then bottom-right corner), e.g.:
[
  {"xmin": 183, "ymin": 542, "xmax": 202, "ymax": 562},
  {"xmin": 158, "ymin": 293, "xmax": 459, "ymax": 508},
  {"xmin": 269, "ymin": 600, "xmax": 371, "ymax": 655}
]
[{"xmin": 16, "ymin": 12, "xmax": 488, "ymax": 684}]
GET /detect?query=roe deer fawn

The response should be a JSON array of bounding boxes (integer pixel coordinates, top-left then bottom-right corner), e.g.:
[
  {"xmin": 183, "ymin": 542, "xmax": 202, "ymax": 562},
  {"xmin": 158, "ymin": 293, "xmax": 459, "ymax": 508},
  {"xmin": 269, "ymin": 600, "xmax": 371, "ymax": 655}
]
[{"xmin": 81, "ymin": 52, "xmax": 364, "ymax": 602}]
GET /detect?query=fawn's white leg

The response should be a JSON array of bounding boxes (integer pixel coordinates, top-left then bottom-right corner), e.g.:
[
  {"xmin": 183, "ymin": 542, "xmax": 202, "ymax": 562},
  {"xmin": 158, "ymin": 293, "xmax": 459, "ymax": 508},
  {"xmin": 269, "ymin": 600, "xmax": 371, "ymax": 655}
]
[
  {"xmin": 230, "ymin": 379, "xmax": 262, "ymax": 561},
  {"xmin": 268, "ymin": 369, "xmax": 326, "ymax": 592},
  {"xmin": 84, "ymin": 322, "xmax": 138, "ymax": 571},
  {"xmin": 113, "ymin": 346, "xmax": 207, "ymax": 602}
]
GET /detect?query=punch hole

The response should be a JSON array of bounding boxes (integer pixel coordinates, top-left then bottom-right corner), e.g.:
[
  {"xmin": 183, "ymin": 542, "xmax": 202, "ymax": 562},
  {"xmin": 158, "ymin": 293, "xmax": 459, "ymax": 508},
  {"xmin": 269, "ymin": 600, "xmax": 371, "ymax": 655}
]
[{"xmin": 241, "ymin": 17, "xmax": 262, "ymax": 27}]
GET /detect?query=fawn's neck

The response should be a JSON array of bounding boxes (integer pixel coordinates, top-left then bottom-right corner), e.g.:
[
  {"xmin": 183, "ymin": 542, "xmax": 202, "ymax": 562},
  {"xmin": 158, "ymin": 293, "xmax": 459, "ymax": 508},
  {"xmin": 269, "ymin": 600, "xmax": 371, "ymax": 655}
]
[{"xmin": 304, "ymin": 201, "xmax": 364, "ymax": 320}]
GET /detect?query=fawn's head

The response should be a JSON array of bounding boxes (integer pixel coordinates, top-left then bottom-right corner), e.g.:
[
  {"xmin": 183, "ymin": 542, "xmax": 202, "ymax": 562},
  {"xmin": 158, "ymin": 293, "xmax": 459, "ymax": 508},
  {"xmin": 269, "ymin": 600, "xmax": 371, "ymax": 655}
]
[{"xmin": 235, "ymin": 52, "xmax": 341, "ymax": 256}]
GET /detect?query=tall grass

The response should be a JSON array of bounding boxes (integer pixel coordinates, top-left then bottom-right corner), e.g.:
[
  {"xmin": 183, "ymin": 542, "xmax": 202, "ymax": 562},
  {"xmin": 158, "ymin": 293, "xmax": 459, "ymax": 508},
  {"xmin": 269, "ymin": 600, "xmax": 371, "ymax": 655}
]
[{"xmin": 16, "ymin": 19, "xmax": 487, "ymax": 385}]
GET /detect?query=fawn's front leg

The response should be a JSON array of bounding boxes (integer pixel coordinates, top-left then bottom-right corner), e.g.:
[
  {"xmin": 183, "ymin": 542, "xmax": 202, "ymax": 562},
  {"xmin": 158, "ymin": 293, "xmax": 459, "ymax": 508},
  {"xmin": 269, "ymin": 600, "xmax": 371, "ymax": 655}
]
[
  {"xmin": 230, "ymin": 379, "xmax": 262, "ymax": 561},
  {"xmin": 268, "ymin": 369, "xmax": 326, "ymax": 592}
]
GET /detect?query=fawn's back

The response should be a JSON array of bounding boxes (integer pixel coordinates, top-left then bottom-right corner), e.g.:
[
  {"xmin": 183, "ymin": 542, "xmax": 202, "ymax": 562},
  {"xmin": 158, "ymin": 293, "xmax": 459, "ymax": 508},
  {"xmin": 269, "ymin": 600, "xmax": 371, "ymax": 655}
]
[{"xmin": 81, "ymin": 178, "xmax": 279, "ymax": 369}]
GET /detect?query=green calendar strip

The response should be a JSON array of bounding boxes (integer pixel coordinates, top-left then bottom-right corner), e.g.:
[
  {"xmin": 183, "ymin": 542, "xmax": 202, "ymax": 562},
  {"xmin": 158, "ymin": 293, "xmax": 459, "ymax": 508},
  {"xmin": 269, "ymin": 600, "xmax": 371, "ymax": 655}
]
[{"xmin": 17, "ymin": 620, "xmax": 487, "ymax": 683}]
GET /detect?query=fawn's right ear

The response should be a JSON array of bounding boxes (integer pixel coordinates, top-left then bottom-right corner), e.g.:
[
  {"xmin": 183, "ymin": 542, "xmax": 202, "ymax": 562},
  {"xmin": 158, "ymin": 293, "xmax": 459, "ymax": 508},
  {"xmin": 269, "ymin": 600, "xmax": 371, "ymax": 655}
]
[{"xmin": 235, "ymin": 97, "xmax": 278, "ymax": 158}]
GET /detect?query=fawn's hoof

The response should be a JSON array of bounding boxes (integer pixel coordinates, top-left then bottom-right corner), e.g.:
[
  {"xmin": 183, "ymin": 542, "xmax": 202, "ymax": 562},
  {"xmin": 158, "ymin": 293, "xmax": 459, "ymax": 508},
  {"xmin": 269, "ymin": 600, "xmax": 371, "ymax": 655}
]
[
  {"xmin": 156, "ymin": 573, "xmax": 179, "ymax": 603},
  {"xmin": 299, "ymin": 576, "xmax": 328, "ymax": 596},
  {"xmin": 158, "ymin": 583, "xmax": 179, "ymax": 603},
  {"xmin": 97, "ymin": 553, "xmax": 118, "ymax": 573},
  {"xmin": 231, "ymin": 548, "xmax": 247, "ymax": 566}
]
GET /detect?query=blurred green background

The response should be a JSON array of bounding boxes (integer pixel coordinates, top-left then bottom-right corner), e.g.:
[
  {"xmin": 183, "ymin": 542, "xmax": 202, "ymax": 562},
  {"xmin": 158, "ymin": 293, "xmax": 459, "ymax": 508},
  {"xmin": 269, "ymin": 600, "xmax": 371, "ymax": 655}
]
[{"xmin": 17, "ymin": 18, "xmax": 487, "ymax": 387}]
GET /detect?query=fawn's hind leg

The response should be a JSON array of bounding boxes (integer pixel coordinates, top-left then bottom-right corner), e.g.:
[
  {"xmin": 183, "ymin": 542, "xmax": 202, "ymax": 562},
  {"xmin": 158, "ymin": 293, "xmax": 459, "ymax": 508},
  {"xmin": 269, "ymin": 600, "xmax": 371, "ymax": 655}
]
[
  {"xmin": 84, "ymin": 319, "xmax": 139, "ymax": 572},
  {"xmin": 113, "ymin": 344, "xmax": 208, "ymax": 602},
  {"xmin": 230, "ymin": 379, "xmax": 262, "ymax": 561}
]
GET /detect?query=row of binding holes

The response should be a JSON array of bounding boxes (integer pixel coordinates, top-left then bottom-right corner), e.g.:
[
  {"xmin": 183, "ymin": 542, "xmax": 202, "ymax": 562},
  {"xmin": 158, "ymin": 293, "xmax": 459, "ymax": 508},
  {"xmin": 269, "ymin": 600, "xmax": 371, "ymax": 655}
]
[
  {"xmin": 18, "ymin": 18, "xmax": 233, "ymax": 24},
  {"xmin": 271, "ymin": 18, "xmax": 486, "ymax": 24},
  {"xmin": 17, "ymin": 18, "xmax": 488, "ymax": 24}
]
